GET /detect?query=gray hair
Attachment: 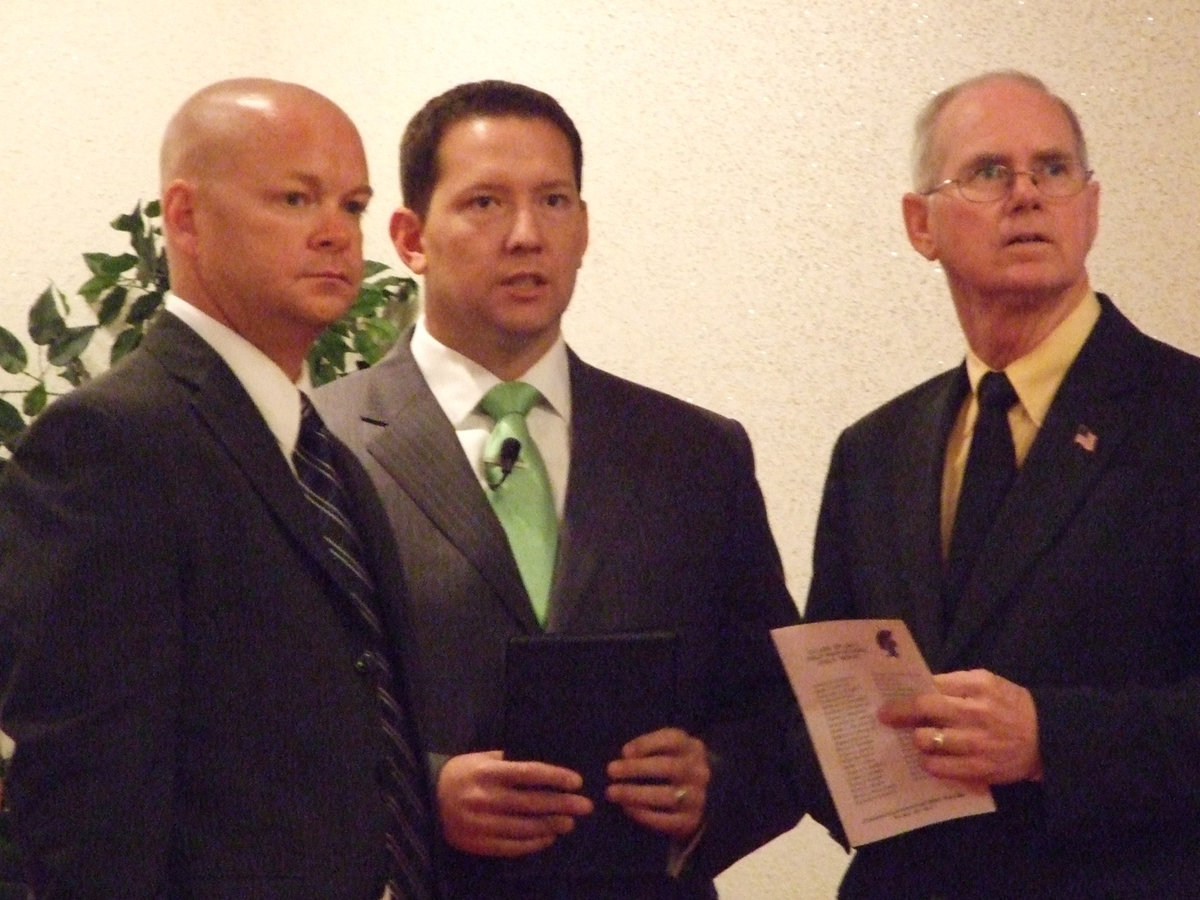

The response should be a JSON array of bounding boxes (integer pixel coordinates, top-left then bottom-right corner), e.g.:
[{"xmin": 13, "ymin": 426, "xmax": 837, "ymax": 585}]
[{"xmin": 910, "ymin": 69, "xmax": 1089, "ymax": 192}]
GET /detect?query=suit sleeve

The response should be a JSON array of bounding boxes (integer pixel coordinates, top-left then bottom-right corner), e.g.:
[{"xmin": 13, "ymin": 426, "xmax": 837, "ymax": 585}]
[
  {"xmin": 682, "ymin": 421, "xmax": 819, "ymax": 878},
  {"xmin": 0, "ymin": 393, "xmax": 181, "ymax": 898},
  {"xmin": 1030, "ymin": 468, "xmax": 1200, "ymax": 840}
]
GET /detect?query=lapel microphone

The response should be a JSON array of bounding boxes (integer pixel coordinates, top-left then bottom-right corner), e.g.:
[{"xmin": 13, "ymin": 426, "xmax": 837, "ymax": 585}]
[{"xmin": 487, "ymin": 437, "xmax": 522, "ymax": 489}]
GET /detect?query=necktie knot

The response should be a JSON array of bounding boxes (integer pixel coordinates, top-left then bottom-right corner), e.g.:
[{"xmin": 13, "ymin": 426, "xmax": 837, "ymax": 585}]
[
  {"xmin": 978, "ymin": 370, "xmax": 1017, "ymax": 412},
  {"xmin": 481, "ymin": 380, "xmax": 541, "ymax": 420}
]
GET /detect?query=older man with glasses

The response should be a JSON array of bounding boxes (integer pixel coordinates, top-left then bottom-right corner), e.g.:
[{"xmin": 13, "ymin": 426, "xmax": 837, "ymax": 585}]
[{"xmin": 802, "ymin": 69, "xmax": 1200, "ymax": 897}]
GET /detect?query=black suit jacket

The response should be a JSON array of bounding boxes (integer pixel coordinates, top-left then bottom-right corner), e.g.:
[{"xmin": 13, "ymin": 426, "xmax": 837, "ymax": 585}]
[
  {"xmin": 0, "ymin": 313, "xmax": 435, "ymax": 899},
  {"xmin": 316, "ymin": 337, "xmax": 808, "ymax": 899},
  {"xmin": 806, "ymin": 295, "xmax": 1200, "ymax": 898}
]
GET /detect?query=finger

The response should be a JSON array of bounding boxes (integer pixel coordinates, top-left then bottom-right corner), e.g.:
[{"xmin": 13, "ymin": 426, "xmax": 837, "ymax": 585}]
[
  {"xmin": 926, "ymin": 726, "xmax": 951, "ymax": 754},
  {"xmin": 487, "ymin": 784, "xmax": 592, "ymax": 818},
  {"xmin": 617, "ymin": 800, "xmax": 704, "ymax": 840},
  {"xmin": 933, "ymin": 668, "xmax": 991, "ymax": 697},
  {"xmin": 620, "ymin": 726, "xmax": 689, "ymax": 759},
  {"xmin": 500, "ymin": 759, "xmax": 586, "ymax": 792}
]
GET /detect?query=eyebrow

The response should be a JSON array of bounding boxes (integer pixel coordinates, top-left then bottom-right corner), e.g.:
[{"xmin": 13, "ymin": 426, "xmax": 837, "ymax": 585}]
[
  {"xmin": 960, "ymin": 148, "xmax": 1075, "ymax": 170},
  {"xmin": 284, "ymin": 172, "xmax": 373, "ymax": 198}
]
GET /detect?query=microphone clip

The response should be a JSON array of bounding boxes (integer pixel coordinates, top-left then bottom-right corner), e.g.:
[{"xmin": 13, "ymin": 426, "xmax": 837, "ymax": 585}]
[{"xmin": 485, "ymin": 437, "xmax": 522, "ymax": 489}]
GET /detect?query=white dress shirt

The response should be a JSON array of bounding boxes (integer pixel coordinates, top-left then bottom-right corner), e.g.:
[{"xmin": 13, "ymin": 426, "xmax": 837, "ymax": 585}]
[{"xmin": 409, "ymin": 317, "xmax": 572, "ymax": 517}]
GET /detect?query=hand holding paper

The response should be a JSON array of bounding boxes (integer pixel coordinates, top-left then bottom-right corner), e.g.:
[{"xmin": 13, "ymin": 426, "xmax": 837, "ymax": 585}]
[
  {"xmin": 879, "ymin": 668, "xmax": 1044, "ymax": 785},
  {"xmin": 771, "ymin": 619, "xmax": 995, "ymax": 846}
]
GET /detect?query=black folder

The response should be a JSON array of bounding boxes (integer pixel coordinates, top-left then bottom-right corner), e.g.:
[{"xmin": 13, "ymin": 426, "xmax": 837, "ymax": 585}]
[{"xmin": 503, "ymin": 630, "xmax": 678, "ymax": 876}]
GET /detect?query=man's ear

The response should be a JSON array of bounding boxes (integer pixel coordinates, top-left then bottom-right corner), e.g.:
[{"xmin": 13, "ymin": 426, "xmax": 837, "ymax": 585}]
[
  {"xmin": 389, "ymin": 208, "xmax": 427, "ymax": 275},
  {"xmin": 577, "ymin": 199, "xmax": 589, "ymax": 269},
  {"xmin": 162, "ymin": 179, "xmax": 198, "ymax": 256},
  {"xmin": 902, "ymin": 192, "xmax": 938, "ymax": 261}
]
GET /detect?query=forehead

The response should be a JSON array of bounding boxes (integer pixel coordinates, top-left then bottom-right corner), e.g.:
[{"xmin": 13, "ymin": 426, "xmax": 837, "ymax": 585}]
[
  {"xmin": 223, "ymin": 101, "xmax": 368, "ymax": 185},
  {"xmin": 933, "ymin": 79, "xmax": 1077, "ymax": 171},
  {"xmin": 435, "ymin": 115, "xmax": 575, "ymax": 187}
]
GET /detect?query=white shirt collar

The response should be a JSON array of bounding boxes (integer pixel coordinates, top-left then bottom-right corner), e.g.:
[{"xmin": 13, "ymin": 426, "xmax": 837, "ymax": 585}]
[
  {"xmin": 164, "ymin": 293, "xmax": 310, "ymax": 460},
  {"xmin": 409, "ymin": 316, "xmax": 572, "ymax": 425}
]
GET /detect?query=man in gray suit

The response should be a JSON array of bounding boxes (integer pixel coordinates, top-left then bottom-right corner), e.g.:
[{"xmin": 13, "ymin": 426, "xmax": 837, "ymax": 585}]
[
  {"xmin": 0, "ymin": 78, "xmax": 435, "ymax": 898},
  {"xmin": 805, "ymin": 70, "xmax": 1200, "ymax": 896},
  {"xmin": 316, "ymin": 80, "xmax": 807, "ymax": 898}
]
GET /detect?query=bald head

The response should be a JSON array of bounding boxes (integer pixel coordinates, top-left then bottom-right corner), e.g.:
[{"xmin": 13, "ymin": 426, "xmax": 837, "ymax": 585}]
[
  {"xmin": 160, "ymin": 78, "xmax": 354, "ymax": 189},
  {"xmin": 158, "ymin": 78, "xmax": 371, "ymax": 380}
]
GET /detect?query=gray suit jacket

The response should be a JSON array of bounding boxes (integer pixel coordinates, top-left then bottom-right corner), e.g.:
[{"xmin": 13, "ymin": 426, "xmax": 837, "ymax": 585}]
[
  {"xmin": 317, "ymin": 336, "xmax": 808, "ymax": 899},
  {"xmin": 0, "ymin": 313, "xmax": 436, "ymax": 899},
  {"xmin": 806, "ymin": 295, "xmax": 1200, "ymax": 898}
]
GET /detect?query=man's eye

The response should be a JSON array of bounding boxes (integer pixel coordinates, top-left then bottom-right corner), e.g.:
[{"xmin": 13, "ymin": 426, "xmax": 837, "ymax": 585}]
[
  {"xmin": 545, "ymin": 193, "xmax": 570, "ymax": 208},
  {"xmin": 1040, "ymin": 160, "xmax": 1071, "ymax": 178},
  {"xmin": 284, "ymin": 192, "xmax": 309, "ymax": 207},
  {"xmin": 471, "ymin": 196, "xmax": 497, "ymax": 210},
  {"xmin": 972, "ymin": 164, "xmax": 1009, "ymax": 182},
  {"xmin": 344, "ymin": 199, "xmax": 369, "ymax": 216}
]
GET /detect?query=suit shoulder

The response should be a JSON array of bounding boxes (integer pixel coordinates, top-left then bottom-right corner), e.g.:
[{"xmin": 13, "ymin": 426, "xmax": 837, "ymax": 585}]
[
  {"xmin": 573, "ymin": 357, "xmax": 744, "ymax": 439},
  {"xmin": 839, "ymin": 368, "xmax": 959, "ymax": 442},
  {"xmin": 24, "ymin": 347, "xmax": 177, "ymax": 441}
]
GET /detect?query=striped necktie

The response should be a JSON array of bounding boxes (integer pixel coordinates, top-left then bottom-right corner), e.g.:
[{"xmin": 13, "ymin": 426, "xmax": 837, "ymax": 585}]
[{"xmin": 294, "ymin": 395, "xmax": 434, "ymax": 899}]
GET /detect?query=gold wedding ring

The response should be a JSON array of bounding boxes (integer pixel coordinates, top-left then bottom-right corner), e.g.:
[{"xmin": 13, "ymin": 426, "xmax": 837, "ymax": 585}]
[
  {"xmin": 932, "ymin": 729, "xmax": 946, "ymax": 750},
  {"xmin": 673, "ymin": 787, "xmax": 689, "ymax": 807}
]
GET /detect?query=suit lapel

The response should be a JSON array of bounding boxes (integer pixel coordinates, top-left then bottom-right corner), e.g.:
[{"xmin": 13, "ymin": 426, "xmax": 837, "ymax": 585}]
[
  {"xmin": 548, "ymin": 355, "xmax": 641, "ymax": 630},
  {"xmin": 894, "ymin": 369, "xmax": 967, "ymax": 660},
  {"xmin": 142, "ymin": 315, "xmax": 345, "ymax": 596},
  {"xmin": 943, "ymin": 297, "xmax": 1146, "ymax": 660},
  {"xmin": 359, "ymin": 342, "xmax": 536, "ymax": 629}
]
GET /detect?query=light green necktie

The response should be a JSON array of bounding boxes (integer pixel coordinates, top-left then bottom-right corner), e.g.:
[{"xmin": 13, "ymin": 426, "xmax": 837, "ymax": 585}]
[{"xmin": 480, "ymin": 381, "xmax": 558, "ymax": 625}]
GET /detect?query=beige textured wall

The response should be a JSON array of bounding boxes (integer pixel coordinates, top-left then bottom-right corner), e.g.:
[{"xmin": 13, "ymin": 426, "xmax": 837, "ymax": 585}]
[{"xmin": 2, "ymin": 2, "xmax": 1198, "ymax": 896}]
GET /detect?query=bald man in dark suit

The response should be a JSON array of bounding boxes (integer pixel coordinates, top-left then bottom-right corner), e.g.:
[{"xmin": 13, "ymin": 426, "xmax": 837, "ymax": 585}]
[{"xmin": 0, "ymin": 78, "xmax": 435, "ymax": 899}]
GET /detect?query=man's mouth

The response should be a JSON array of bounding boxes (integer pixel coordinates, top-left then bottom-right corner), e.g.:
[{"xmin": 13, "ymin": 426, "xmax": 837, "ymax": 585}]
[{"xmin": 503, "ymin": 273, "xmax": 548, "ymax": 288}]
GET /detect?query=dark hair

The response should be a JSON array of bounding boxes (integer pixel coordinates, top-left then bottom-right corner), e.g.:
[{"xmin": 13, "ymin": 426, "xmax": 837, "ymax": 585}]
[{"xmin": 399, "ymin": 80, "xmax": 583, "ymax": 218}]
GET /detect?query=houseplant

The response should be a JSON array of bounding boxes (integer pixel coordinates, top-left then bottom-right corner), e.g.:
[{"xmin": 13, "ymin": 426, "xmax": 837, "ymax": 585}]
[{"xmin": 0, "ymin": 200, "xmax": 417, "ymax": 465}]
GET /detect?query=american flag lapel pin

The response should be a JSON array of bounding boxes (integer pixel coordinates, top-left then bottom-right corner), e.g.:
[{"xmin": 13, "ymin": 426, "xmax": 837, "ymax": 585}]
[{"xmin": 1073, "ymin": 425, "xmax": 1098, "ymax": 453}]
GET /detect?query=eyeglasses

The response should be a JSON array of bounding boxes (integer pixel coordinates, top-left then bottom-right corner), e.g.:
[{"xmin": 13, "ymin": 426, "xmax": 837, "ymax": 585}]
[{"xmin": 924, "ymin": 160, "xmax": 1093, "ymax": 203}]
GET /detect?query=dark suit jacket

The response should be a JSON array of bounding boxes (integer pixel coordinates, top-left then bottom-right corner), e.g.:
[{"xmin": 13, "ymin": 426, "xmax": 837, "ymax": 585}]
[
  {"xmin": 316, "ymin": 337, "xmax": 807, "ymax": 899},
  {"xmin": 806, "ymin": 295, "xmax": 1200, "ymax": 898},
  {"xmin": 0, "ymin": 313, "xmax": 435, "ymax": 899}
]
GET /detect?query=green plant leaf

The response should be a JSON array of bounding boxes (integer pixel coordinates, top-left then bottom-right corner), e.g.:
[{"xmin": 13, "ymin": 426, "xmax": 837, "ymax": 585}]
[
  {"xmin": 84, "ymin": 252, "xmax": 138, "ymax": 277},
  {"xmin": 111, "ymin": 202, "xmax": 144, "ymax": 234},
  {"xmin": 0, "ymin": 400, "xmax": 25, "ymax": 448},
  {"xmin": 23, "ymin": 383, "xmax": 47, "ymax": 417},
  {"xmin": 78, "ymin": 272, "xmax": 118, "ymax": 303},
  {"xmin": 363, "ymin": 259, "xmax": 390, "ymax": 278},
  {"xmin": 61, "ymin": 357, "xmax": 90, "ymax": 387},
  {"xmin": 0, "ymin": 327, "xmax": 28, "ymax": 374},
  {"xmin": 28, "ymin": 286, "xmax": 67, "ymax": 345},
  {"xmin": 126, "ymin": 290, "xmax": 164, "ymax": 325},
  {"xmin": 354, "ymin": 318, "xmax": 400, "ymax": 365},
  {"xmin": 144, "ymin": 199, "xmax": 161, "ymax": 218},
  {"xmin": 131, "ymin": 227, "xmax": 158, "ymax": 282},
  {"xmin": 110, "ymin": 327, "xmax": 143, "ymax": 365},
  {"xmin": 95, "ymin": 285, "xmax": 130, "ymax": 326},
  {"xmin": 48, "ymin": 326, "xmax": 97, "ymax": 366},
  {"xmin": 309, "ymin": 356, "xmax": 339, "ymax": 388}
]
